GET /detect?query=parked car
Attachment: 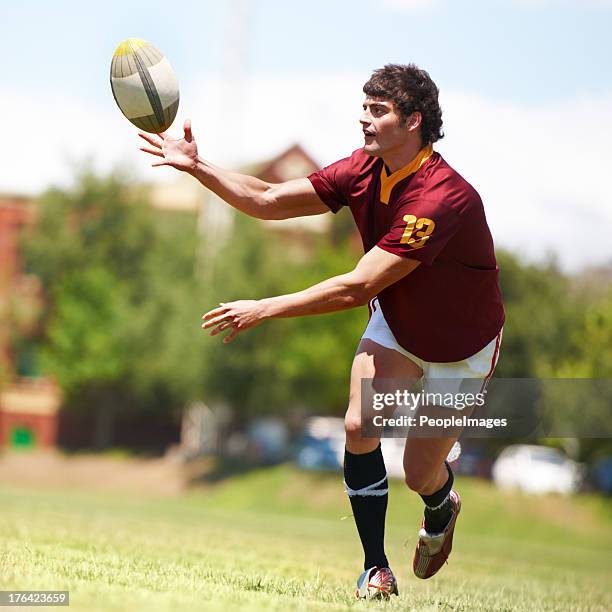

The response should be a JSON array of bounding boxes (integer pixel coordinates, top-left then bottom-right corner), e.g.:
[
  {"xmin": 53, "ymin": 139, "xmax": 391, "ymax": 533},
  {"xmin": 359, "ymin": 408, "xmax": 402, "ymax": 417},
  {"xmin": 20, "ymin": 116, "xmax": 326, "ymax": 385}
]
[
  {"xmin": 294, "ymin": 435, "xmax": 342, "ymax": 471},
  {"xmin": 451, "ymin": 444, "xmax": 493, "ymax": 479},
  {"xmin": 492, "ymin": 444, "xmax": 583, "ymax": 494},
  {"xmin": 246, "ymin": 417, "xmax": 290, "ymax": 464},
  {"xmin": 294, "ymin": 417, "xmax": 345, "ymax": 471},
  {"xmin": 589, "ymin": 457, "xmax": 612, "ymax": 494}
]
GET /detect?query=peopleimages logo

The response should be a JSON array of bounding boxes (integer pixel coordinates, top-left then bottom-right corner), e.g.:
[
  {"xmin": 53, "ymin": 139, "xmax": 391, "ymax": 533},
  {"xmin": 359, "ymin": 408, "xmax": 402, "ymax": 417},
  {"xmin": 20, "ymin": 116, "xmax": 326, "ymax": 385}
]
[
  {"xmin": 372, "ymin": 390, "xmax": 486, "ymax": 411},
  {"xmin": 371, "ymin": 414, "xmax": 508, "ymax": 429}
]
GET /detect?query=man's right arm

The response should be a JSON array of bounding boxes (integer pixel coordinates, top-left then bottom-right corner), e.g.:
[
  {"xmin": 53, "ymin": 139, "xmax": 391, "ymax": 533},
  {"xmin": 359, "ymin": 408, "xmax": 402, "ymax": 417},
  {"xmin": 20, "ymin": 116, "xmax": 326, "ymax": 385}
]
[
  {"xmin": 138, "ymin": 119, "xmax": 330, "ymax": 221},
  {"xmin": 190, "ymin": 159, "xmax": 330, "ymax": 220}
]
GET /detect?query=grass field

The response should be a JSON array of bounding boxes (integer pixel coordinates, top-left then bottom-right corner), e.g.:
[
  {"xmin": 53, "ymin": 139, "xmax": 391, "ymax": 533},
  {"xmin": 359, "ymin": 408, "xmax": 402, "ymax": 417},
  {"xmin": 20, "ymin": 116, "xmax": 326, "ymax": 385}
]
[{"xmin": 1, "ymin": 464, "xmax": 611, "ymax": 611}]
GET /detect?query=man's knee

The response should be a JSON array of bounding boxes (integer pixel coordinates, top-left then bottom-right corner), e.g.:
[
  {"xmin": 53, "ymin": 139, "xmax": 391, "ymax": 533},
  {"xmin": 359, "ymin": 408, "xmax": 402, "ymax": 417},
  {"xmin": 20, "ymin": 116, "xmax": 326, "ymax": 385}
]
[
  {"xmin": 344, "ymin": 410, "xmax": 381, "ymax": 454},
  {"xmin": 344, "ymin": 413, "xmax": 363, "ymax": 438}
]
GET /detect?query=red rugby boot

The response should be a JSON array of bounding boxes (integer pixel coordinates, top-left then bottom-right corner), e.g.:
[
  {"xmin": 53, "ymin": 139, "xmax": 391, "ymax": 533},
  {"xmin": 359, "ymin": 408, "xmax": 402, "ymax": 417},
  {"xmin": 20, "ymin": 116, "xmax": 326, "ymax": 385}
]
[{"xmin": 413, "ymin": 489, "xmax": 461, "ymax": 579}]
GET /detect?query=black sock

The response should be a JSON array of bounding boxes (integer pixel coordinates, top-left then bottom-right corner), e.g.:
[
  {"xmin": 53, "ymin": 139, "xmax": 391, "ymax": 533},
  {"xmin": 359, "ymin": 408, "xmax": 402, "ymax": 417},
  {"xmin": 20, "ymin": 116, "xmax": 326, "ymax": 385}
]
[
  {"xmin": 344, "ymin": 444, "xmax": 389, "ymax": 570},
  {"xmin": 420, "ymin": 461, "xmax": 454, "ymax": 534}
]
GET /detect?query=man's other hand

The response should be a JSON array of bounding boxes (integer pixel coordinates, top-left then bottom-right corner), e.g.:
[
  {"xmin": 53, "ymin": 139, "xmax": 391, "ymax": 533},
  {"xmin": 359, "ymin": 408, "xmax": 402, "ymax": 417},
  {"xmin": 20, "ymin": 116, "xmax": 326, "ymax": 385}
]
[{"xmin": 201, "ymin": 300, "xmax": 268, "ymax": 344}]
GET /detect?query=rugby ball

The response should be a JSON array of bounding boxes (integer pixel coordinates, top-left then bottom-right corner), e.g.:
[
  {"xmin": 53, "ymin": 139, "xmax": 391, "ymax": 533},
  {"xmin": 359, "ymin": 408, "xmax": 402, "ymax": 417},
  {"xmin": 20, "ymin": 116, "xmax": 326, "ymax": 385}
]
[{"xmin": 110, "ymin": 38, "xmax": 179, "ymax": 133}]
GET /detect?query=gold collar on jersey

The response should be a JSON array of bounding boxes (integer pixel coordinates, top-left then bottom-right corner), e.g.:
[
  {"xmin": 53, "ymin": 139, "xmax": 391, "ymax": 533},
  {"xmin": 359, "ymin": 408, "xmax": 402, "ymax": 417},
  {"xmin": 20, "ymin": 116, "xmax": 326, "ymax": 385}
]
[{"xmin": 379, "ymin": 144, "xmax": 433, "ymax": 204}]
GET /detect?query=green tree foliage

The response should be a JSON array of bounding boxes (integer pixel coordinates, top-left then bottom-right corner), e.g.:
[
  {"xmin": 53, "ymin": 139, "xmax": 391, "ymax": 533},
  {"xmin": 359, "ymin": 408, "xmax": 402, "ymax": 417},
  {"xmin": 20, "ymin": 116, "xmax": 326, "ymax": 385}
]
[
  {"xmin": 275, "ymin": 236, "xmax": 365, "ymax": 413},
  {"xmin": 42, "ymin": 265, "xmax": 130, "ymax": 394},
  {"xmin": 496, "ymin": 252, "xmax": 612, "ymax": 462},
  {"xmin": 552, "ymin": 291, "xmax": 612, "ymax": 378},
  {"xmin": 201, "ymin": 213, "xmax": 364, "ymax": 416},
  {"xmin": 22, "ymin": 169, "xmax": 205, "ymax": 447},
  {"xmin": 536, "ymin": 289, "xmax": 612, "ymax": 462},
  {"xmin": 495, "ymin": 252, "xmax": 587, "ymax": 377},
  {"xmin": 19, "ymin": 168, "xmax": 611, "ymax": 460}
]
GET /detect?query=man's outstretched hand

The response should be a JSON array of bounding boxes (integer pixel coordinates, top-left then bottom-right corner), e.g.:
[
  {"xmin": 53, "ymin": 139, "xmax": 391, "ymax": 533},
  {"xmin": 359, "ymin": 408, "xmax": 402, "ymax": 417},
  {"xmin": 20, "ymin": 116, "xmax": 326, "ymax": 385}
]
[
  {"xmin": 138, "ymin": 119, "xmax": 199, "ymax": 174},
  {"xmin": 202, "ymin": 300, "xmax": 268, "ymax": 344}
]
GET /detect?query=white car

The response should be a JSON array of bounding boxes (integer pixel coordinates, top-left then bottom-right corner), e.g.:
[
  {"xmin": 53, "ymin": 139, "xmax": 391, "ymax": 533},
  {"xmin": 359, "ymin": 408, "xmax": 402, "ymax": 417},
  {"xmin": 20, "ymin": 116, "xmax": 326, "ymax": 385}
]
[{"xmin": 492, "ymin": 445, "xmax": 583, "ymax": 495}]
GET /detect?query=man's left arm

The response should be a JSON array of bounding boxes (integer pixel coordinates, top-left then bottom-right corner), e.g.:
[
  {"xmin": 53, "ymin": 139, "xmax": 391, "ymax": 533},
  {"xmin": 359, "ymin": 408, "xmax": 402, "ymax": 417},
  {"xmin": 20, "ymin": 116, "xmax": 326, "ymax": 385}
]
[{"xmin": 202, "ymin": 247, "xmax": 420, "ymax": 343}]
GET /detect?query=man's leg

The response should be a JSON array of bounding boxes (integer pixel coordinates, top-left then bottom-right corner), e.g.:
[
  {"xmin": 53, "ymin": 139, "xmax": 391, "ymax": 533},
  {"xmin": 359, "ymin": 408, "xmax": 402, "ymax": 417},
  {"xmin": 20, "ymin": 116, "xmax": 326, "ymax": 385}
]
[
  {"xmin": 403, "ymin": 436, "xmax": 458, "ymax": 531},
  {"xmin": 403, "ymin": 330, "xmax": 503, "ymax": 579},
  {"xmin": 345, "ymin": 339, "xmax": 422, "ymax": 572},
  {"xmin": 404, "ymin": 422, "xmax": 462, "ymax": 579}
]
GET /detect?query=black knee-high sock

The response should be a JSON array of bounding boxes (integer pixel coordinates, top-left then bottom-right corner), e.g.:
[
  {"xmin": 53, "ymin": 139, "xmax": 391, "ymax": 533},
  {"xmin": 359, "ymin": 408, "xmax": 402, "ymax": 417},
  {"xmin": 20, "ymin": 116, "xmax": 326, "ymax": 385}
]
[
  {"xmin": 344, "ymin": 444, "xmax": 389, "ymax": 570},
  {"xmin": 420, "ymin": 461, "xmax": 454, "ymax": 533}
]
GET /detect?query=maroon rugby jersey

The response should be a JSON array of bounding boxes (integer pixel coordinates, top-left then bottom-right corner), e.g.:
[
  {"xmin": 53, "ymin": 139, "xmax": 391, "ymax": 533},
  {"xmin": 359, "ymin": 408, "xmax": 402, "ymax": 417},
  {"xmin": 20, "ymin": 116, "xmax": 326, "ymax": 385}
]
[{"xmin": 308, "ymin": 146, "xmax": 505, "ymax": 362}]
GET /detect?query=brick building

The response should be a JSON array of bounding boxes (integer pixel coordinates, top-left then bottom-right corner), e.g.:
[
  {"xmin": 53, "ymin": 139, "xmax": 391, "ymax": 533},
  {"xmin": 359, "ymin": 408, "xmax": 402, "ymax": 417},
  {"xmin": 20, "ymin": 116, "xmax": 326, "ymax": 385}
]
[
  {"xmin": 0, "ymin": 379, "xmax": 61, "ymax": 449},
  {"xmin": 0, "ymin": 194, "xmax": 60, "ymax": 450}
]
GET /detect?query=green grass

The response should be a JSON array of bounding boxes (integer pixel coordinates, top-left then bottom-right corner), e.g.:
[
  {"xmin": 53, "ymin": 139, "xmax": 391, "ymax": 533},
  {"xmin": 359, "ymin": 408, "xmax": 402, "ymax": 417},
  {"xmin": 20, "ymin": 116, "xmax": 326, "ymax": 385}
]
[{"xmin": 1, "ymin": 465, "xmax": 611, "ymax": 611}]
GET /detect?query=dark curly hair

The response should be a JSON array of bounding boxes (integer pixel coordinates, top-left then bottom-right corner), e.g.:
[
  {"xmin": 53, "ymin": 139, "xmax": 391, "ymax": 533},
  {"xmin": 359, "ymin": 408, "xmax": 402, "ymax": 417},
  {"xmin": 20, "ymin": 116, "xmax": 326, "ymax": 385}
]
[{"xmin": 363, "ymin": 64, "xmax": 444, "ymax": 145}]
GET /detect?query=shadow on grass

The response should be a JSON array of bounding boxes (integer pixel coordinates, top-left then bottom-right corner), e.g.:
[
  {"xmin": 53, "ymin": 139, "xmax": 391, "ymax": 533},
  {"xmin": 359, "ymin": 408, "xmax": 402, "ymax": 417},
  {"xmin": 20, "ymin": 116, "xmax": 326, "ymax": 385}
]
[
  {"xmin": 189, "ymin": 456, "xmax": 287, "ymax": 485},
  {"xmin": 189, "ymin": 455, "xmax": 342, "ymax": 488}
]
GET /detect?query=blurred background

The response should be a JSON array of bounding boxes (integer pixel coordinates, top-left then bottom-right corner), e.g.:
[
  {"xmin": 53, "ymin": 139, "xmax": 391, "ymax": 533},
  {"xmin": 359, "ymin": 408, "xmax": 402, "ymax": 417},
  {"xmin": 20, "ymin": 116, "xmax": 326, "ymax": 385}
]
[{"xmin": 1, "ymin": 0, "xmax": 611, "ymax": 496}]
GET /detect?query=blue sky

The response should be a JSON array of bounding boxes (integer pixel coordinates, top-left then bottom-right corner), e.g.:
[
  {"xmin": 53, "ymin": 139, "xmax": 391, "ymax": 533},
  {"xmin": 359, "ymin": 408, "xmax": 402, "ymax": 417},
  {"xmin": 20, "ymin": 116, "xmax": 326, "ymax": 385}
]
[
  {"xmin": 3, "ymin": 0, "xmax": 610, "ymax": 104},
  {"xmin": 1, "ymin": 0, "xmax": 611, "ymax": 270}
]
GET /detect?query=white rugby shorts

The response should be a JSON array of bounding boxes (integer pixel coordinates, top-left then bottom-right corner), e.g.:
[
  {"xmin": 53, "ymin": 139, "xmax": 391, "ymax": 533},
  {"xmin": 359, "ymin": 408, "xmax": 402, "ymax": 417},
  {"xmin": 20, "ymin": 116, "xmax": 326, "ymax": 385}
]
[{"xmin": 362, "ymin": 298, "xmax": 502, "ymax": 395}]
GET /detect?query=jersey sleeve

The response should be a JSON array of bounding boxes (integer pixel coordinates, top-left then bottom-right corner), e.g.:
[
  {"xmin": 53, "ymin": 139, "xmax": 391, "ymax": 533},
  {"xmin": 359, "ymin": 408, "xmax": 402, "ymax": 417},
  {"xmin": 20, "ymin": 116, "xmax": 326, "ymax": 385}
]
[
  {"xmin": 307, "ymin": 155, "xmax": 354, "ymax": 214},
  {"xmin": 377, "ymin": 199, "xmax": 462, "ymax": 265}
]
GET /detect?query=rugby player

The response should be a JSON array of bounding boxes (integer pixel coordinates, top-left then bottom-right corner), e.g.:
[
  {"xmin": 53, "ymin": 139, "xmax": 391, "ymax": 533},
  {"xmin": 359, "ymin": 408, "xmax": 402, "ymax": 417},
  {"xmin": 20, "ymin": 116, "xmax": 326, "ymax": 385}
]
[{"xmin": 138, "ymin": 63, "xmax": 505, "ymax": 599}]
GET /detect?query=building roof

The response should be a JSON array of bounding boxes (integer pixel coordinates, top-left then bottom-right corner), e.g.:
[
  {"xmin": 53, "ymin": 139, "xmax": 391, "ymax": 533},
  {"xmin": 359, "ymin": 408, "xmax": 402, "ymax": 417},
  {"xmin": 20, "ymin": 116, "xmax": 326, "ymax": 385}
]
[{"xmin": 148, "ymin": 143, "xmax": 331, "ymax": 232}]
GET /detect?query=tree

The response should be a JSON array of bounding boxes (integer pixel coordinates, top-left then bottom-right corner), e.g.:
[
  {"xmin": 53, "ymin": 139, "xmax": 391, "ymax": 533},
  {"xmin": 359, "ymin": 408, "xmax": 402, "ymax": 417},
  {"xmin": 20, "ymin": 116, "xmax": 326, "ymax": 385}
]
[
  {"xmin": 22, "ymin": 169, "xmax": 205, "ymax": 448},
  {"xmin": 495, "ymin": 252, "xmax": 586, "ymax": 377}
]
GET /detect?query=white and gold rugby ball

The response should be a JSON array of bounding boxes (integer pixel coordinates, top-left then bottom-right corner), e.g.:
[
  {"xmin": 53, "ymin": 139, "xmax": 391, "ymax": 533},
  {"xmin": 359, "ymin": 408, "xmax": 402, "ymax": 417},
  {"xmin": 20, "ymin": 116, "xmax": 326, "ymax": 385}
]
[{"xmin": 110, "ymin": 38, "xmax": 179, "ymax": 133}]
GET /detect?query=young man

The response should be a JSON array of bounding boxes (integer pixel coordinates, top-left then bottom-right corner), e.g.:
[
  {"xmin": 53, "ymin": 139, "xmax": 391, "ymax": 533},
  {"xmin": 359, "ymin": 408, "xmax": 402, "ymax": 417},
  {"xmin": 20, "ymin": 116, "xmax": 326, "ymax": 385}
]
[{"xmin": 139, "ymin": 63, "xmax": 505, "ymax": 599}]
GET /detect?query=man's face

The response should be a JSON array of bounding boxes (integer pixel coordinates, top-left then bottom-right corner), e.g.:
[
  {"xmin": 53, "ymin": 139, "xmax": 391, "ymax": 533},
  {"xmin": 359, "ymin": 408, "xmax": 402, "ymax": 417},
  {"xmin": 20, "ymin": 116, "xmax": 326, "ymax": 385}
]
[{"xmin": 360, "ymin": 96, "xmax": 415, "ymax": 157}]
